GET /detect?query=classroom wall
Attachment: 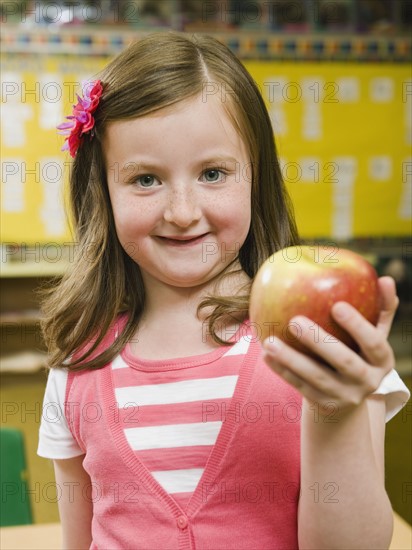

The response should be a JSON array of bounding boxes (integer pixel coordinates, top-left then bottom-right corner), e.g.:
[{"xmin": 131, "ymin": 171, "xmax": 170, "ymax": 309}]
[{"xmin": 1, "ymin": 12, "xmax": 411, "ymax": 528}]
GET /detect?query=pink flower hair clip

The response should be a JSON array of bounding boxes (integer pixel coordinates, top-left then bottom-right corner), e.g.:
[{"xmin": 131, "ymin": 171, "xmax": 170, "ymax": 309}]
[{"xmin": 57, "ymin": 79, "xmax": 103, "ymax": 158}]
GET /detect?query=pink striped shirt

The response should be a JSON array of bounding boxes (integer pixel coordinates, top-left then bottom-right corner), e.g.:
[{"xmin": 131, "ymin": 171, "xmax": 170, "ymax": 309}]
[{"xmin": 37, "ymin": 317, "xmax": 410, "ymax": 549}]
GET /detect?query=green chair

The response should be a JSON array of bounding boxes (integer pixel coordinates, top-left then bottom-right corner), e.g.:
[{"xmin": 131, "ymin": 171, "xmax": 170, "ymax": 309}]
[{"xmin": 0, "ymin": 427, "xmax": 33, "ymax": 526}]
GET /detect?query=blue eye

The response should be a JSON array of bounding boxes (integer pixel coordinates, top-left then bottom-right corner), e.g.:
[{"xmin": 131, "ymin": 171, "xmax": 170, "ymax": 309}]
[
  {"xmin": 137, "ymin": 175, "xmax": 156, "ymax": 187},
  {"xmin": 203, "ymin": 169, "xmax": 225, "ymax": 183}
]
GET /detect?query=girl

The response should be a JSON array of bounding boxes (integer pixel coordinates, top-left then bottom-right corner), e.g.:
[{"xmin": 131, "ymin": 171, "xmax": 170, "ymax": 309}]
[{"xmin": 38, "ymin": 32, "xmax": 409, "ymax": 549}]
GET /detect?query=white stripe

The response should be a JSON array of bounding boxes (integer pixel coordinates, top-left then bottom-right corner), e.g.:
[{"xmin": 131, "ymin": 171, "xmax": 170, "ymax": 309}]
[
  {"xmin": 151, "ymin": 468, "xmax": 203, "ymax": 494},
  {"xmin": 115, "ymin": 375, "xmax": 238, "ymax": 408},
  {"xmin": 124, "ymin": 421, "xmax": 222, "ymax": 451},
  {"xmin": 112, "ymin": 355, "xmax": 129, "ymax": 369},
  {"xmin": 223, "ymin": 336, "xmax": 251, "ymax": 356}
]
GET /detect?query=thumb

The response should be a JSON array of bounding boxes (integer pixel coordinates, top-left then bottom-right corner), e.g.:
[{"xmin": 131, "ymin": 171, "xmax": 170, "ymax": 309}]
[{"xmin": 376, "ymin": 276, "xmax": 399, "ymax": 338}]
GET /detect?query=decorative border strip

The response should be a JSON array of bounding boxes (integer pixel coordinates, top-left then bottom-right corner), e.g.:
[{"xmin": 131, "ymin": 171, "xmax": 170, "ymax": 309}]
[{"xmin": 1, "ymin": 26, "xmax": 411, "ymax": 61}]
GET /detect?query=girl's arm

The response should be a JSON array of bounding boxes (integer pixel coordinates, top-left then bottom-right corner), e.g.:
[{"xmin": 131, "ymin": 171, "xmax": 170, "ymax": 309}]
[
  {"xmin": 53, "ymin": 456, "xmax": 93, "ymax": 550},
  {"xmin": 298, "ymin": 394, "xmax": 392, "ymax": 549},
  {"xmin": 263, "ymin": 277, "xmax": 399, "ymax": 549}
]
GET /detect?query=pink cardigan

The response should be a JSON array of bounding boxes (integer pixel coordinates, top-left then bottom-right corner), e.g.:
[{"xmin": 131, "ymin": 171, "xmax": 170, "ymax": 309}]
[{"xmin": 65, "ymin": 325, "xmax": 301, "ymax": 549}]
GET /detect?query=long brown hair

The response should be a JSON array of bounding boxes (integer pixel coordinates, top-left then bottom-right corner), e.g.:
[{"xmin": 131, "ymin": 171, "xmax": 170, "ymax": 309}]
[{"xmin": 41, "ymin": 31, "xmax": 299, "ymax": 370}]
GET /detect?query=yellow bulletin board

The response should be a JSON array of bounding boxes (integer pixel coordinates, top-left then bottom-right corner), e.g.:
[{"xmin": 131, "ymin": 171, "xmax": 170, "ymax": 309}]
[
  {"xmin": 1, "ymin": 54, "xmax": 411, "ymax": 244},
  {"xmin": 247, "ymin": 62, "xmax": 411, "ymax": 239},
  {"xmin": 1, "ymin": 55, "xmax": 107, "ymax": 245}
]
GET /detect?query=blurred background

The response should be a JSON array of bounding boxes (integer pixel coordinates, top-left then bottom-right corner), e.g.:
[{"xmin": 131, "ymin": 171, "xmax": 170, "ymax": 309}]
[{"xmin": 1, "ymin": 0, "xmax": 411, "ymax": 539}]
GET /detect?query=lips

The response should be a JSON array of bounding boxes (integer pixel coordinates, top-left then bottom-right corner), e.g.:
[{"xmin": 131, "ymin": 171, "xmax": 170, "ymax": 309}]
[{"xmin": 156, "ymin": 233, "xmax": 209, "ymax": 246}]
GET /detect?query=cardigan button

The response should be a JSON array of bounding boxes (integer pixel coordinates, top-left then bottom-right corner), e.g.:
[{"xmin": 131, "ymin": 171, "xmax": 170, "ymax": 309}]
[{"xmin": 177, "ymin": 515, "xmax": 188, "ymax": 530}]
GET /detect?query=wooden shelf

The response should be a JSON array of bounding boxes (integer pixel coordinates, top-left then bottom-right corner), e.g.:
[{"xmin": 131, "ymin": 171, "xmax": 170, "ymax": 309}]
[
  {"xmin": 0, "ymin": 266, "xmax": 55, "ymax": 363},
  {"xmin": 0, "ymin": 261, "xmax": 68, "ymax": 278},
  {"xmin": 0, "ymin": 351, "xmax": 47, "ymax": 374},
  {"xmin": 0, "ymin": 310, "xmax": 41, "ymax": 325}
]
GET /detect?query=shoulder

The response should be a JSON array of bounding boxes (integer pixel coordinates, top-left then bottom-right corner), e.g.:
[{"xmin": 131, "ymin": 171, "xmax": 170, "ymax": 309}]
[
  {"xmin": 43, "ymin": 366, "xmax": 70, "ymax": 404},
  {"xmin": 38, "ymin": 367, "xmax": 84, "ymax": 459}
]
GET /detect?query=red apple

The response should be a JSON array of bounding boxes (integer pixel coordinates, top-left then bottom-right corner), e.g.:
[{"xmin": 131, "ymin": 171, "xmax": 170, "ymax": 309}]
[{"xmin": 249, "ymin": 245, "xmax": 381, "ymax": 355}]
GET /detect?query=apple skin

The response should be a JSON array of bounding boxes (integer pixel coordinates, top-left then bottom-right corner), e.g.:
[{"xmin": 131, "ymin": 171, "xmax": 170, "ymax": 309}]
[{"xmin": 249, "ymin": 246, "xmax": 381, "ymax": 356}]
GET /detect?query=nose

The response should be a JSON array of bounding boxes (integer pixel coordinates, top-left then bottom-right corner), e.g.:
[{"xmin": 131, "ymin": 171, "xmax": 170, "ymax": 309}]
[{"xmin": 163, "ymin": 185, "xmax": 202, "ymax": 228}]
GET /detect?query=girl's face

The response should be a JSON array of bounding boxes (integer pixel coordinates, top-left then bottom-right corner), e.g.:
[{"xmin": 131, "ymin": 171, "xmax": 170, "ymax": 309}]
[{"xmin": 104, "ymin": 93, "xmax": 252, "ymax": 292}]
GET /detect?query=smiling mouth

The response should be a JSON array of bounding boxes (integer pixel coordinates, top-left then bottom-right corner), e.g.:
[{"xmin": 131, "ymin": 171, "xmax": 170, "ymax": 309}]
[{"xmin": 157, "ymin": 234, "xmax": 209, "ymax": 246}]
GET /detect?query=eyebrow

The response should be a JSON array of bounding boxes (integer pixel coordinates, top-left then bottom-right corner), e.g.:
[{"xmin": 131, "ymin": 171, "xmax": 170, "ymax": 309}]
[
  {"xmin": 119, "ymin": 162, "xmax": 156, "ymax": 174},
  {"xmin": 200, "ymin": 156, "xmax": 240, "ymax": 165},
  {"xmin": 118, "ymin": 156, "xmax": 240, "ymax": 173}
]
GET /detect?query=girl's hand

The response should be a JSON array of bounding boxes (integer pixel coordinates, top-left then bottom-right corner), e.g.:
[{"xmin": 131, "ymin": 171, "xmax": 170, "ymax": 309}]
[{"xmin": 262, "ymin": 276, "xmax": 398, "ymax": 417}]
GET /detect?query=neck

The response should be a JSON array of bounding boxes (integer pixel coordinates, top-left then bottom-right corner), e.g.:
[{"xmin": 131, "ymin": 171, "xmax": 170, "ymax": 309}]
[
  {"xmin": 129, "ymin": 268, "xmax": 251, "ymax": 359},
  {"xmin": 143, "ymin": 267, "xmax": 249, "ymax": 329},
  {"xmin": 141, "ymin": 266, "xmax": 250, "ymax": 321}
]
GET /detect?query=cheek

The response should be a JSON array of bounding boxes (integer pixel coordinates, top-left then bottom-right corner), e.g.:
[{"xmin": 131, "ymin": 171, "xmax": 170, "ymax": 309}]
[
  {"xmin": 214, "ymin": 186, "xmax": 251, "ymax": 229},
  {"xmin": 111, "ymin": 206, "xmax": 152, "ymax": 264},
  {"xmin": 209, "ymin": 189, "xmax": 251, "ymax": 251},
  {"xmin": 110, "ymin": 195, "xmax": 155, "ymax": 242},
  {"xmin": 110, "ymin": 198, "xmax": 132, "ymax": 239}
]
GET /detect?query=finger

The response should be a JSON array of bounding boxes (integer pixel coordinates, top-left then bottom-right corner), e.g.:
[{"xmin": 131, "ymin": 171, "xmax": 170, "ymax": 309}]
[
  {"xmin": 330, "ymin": 303, "xmax": 394, "ymax": 368},
  {"xmin": 263, "ymin": 336, "xmax": 341, "ymax": 396},
  {"xmin": 263, "ymin": 348, "xmax": 307, "ymax": 393},
  {"xmin": 262, "ymin": 339, "xmax": 364, "ymax": 414},
  {"xmin": 290, "ymin": 314, "xmax": 373, "ymax": 380},
  {"xmin": 376, "ymin": 276, "xmax": 399, "ymax": 337}
]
